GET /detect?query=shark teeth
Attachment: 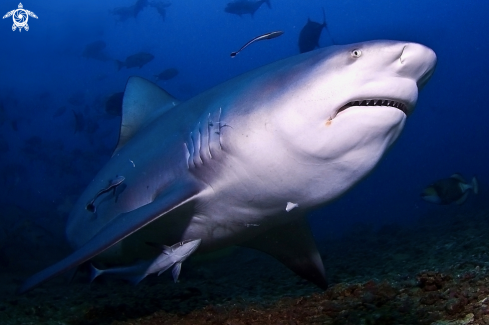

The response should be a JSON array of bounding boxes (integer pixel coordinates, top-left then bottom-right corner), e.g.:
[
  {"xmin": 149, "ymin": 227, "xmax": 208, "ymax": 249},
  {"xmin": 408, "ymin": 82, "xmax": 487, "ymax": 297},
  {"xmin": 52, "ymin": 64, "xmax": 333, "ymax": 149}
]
[{"xmin": 336, "ymin": 99, "xmax": 408, "ymax": 116}]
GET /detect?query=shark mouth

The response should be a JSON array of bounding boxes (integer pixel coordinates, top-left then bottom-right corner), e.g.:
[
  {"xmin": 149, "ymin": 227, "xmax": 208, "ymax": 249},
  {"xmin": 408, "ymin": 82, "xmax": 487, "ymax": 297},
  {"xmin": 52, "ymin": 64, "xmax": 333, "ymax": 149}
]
[{"xmin": 336, "ymin": 99, "xmax": 408, "ymax": 117}]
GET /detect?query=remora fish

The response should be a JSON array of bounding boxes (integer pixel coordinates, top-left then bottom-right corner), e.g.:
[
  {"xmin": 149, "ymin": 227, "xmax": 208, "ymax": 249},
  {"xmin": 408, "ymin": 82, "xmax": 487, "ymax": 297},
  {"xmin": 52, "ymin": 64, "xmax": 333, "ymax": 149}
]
[
  {"xmin": 298, "ymin": 8, "xmax": 333, "ymax": 53},
  {"xmin": 90, "ymin": 239, "xmax": 200, "ymax": 284},
  {"xmin": 19, "ymin": 40, "xmax": 437, "ymax": 293},
  {"xmin": 225, "ymin": 0, "xmax": 271, "ymax": 17},
  {"xmin": 143, "ymin": 238, "xmax": 201, "ymax": 283},
  {"xmin": 86, "ymin": 176, "xmax": 125, "ymax": 213},
  {"xmin": 230, "ymin": 31, "xmax": 283, "ymax": 58},
  {"xmin": 421, "ymin": 174, "xmax": 479, "ymax": 205}
]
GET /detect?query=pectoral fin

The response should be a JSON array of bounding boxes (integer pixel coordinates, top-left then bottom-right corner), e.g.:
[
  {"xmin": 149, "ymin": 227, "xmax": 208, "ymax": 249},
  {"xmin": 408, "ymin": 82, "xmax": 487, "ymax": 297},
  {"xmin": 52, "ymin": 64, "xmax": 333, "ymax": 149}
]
[
  {"xmin": 241, "ymin": 217, "xmax": 327, "ymax": 289},
  {"xmin": 18, "ymin": 179, "xmax": 202, "ymax": 294},
  {"xmin": 172, "ymin": 262, "xmax": 182, "ymax": 282}
]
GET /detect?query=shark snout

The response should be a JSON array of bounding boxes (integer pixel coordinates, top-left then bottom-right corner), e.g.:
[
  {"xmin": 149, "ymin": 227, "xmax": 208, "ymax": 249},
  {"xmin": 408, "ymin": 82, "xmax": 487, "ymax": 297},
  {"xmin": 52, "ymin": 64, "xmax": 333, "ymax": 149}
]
[{"xmin": 398, "ymin": 43, "xmax": 437, "ymax": 89}]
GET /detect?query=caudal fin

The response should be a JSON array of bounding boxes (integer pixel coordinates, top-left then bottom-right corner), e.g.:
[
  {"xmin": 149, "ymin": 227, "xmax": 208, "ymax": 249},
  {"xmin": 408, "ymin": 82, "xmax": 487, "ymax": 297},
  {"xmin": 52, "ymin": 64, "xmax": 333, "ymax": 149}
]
[
  {"xmin": 321, "ymin": 7, "xmax": 335, "ymax": 45},
  {"xmin": 89, "ymin": 264, "xmax": 103, "ymax": 283},
  {"xmin": 263, "ymin": 0, "xmax": 271, "ymax": 9},
  {"xmin": 472, "ymin": 177, "xmax": 479, "ymax": 194},
  {"xmin": 128, "ymin": 274, "xmax": 147, "ymax": 285}
]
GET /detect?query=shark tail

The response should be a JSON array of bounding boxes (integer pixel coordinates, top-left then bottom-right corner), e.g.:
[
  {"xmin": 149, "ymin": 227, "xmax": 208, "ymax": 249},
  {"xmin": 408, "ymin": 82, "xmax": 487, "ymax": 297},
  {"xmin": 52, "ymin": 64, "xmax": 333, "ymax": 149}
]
[
  {"xmin": 472, "ymin": 176, "xmax": 479, "ymax": 194},
  {"xmin": 128, "ymin": 274, "xmax": 147, "ymax": 285},
  {"xmin": 89, "ymin": 264, "xmax": 103, "ymax": 283},
  {"xmin": 264, "ymin": 0, "xmax": 271, "ymax": 9},
  {"xmin": 324, "ymin": 27, "xmax": 335, "ymax": 45},
  {"xmin": 321, "ymin": 7, "xmax": 335, "ymax": 45}
]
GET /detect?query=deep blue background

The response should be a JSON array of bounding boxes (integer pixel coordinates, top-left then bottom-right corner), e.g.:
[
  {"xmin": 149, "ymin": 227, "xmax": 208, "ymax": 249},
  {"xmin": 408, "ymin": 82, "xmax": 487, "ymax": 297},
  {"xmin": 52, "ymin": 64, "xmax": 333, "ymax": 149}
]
[{"xmin": 0, "ymin": 0, "xmax": 487, "ymax": 249}]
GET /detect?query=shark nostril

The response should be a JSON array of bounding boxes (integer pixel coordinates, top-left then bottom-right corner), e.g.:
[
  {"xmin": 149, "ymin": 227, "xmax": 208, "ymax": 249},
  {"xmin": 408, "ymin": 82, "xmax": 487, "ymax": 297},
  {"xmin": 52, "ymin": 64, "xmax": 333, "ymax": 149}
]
[{"xmin": 399, "ymin": 45, "xmax": 407, "ymax": 64}]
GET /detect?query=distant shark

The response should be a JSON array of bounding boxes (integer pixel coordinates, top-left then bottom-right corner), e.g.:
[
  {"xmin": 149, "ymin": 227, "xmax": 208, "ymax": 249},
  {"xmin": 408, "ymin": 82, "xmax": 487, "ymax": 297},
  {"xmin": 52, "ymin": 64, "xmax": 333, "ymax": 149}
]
[
  {"xmin": 225, "ymin": 0, "xmax": 271, "ymax": 17},
  {"xmin": 19, "ymin": 40, "xmax": 436, "ymax": 293},
  {"xmin": 111, "ymin": 0, "xmax": 148, "ymax": 21},
  {"xmin": 298, "ymin": 8, "xmax": 332, "ymax": 53}
]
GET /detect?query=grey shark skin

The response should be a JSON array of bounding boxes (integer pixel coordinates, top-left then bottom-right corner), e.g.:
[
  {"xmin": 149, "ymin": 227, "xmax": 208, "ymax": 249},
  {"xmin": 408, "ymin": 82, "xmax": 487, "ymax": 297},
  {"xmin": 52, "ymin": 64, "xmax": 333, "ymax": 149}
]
[{"xmin": 19, "ymin": 40, "xmax": 437, "ymax": 293}]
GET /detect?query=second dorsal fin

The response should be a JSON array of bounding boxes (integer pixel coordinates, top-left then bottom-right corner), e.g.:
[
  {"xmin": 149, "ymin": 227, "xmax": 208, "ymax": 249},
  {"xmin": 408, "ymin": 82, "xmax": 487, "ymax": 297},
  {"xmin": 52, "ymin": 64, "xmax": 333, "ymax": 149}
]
[{"xmin": 113, "ymin": 76, "xmax": 180, "ymax": 155}]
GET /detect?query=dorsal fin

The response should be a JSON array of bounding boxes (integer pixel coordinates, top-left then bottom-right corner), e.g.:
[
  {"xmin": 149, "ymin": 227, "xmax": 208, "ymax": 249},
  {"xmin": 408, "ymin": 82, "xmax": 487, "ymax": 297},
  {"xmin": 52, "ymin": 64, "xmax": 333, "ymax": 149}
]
[
  {"xmin": 450, "ymin": 173, "xmax": 465, "ymax": 183},
  {"xmin": 113, "ymin": 76, "xmax": 180, "ymax": 155}
]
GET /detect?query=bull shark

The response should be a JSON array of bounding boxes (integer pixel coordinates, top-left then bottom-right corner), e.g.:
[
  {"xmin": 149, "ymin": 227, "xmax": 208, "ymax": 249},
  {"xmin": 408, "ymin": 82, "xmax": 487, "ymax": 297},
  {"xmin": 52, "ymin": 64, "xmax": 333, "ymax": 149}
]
[
  {"xmin": 298, "ymin": 8, "xmax": 332, "ymax": 53},
  {"xmin": 19, "ymin": 40, "xmax": 436, "ymax": 293}
]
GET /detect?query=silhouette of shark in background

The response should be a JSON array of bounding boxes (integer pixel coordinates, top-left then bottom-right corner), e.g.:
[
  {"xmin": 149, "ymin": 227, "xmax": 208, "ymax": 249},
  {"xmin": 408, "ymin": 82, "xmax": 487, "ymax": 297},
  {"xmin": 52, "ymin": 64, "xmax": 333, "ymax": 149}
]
[
  {"xmin": 154, "ymin": 68, "xmax": 179, "ymax": 82},
  {"xmin": 298, "ymin": 8, "xmax": 334, "ymax": 53},
  {"xmin": 115, "ymin": 52, "xmax": 154, "ymax": 70},
  {"xmin": 82, "ymin": 41, "xmax": 111, "ymax": 62},
  {"xmin": 112, "ymin": 0, "xmax": 148, "ymax": 21},
  {"xmin": 225, "ymin": 0, "xmax": 271, "ymax": 17},
  {"xmin": 150, "ymin": 1, "xmax": 171, "ymax": 21}
]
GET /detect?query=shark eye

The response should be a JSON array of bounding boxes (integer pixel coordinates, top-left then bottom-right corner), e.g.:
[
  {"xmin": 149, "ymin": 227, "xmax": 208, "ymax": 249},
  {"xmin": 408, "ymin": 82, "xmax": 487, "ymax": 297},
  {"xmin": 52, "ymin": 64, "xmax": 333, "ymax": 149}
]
[{"xmin": 350, "ymin": 49, "xmax": 362, "ymax": 58}]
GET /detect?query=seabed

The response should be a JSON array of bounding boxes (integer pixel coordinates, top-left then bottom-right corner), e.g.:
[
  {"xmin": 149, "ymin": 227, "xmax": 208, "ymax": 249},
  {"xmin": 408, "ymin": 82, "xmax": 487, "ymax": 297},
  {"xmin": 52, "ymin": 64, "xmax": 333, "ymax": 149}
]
[{"xmin": 1, "ymin": 207, "xmax": 489, "ymax": 325}]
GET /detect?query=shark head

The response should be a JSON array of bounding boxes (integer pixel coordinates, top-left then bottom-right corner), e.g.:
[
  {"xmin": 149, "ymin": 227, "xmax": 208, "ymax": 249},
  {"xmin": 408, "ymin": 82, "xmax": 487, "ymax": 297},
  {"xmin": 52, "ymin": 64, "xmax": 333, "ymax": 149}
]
[{"xmin": 254, "ymin": 40, "xmax": 436, "ymax": 203}]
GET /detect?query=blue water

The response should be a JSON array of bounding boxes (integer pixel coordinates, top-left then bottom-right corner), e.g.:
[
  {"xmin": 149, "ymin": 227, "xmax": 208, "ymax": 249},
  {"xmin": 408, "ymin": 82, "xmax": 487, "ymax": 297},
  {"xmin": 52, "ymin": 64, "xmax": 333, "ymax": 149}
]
[{"xmin": 0, "ymin": 0, "xmax": 488, "ymax": 281}]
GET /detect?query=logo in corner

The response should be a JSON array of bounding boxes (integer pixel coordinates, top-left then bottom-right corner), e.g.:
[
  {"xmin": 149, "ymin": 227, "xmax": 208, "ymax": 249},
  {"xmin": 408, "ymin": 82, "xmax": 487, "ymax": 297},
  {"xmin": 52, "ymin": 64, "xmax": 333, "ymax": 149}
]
[{"xmin": 3, "ymin": 3, "xmax": 38, "ymax": 32}]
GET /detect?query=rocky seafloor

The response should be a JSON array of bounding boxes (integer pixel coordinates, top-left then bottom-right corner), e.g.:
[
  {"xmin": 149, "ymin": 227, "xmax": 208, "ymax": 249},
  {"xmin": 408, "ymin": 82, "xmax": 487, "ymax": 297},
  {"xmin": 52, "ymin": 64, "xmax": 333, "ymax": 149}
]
[{"xmin": 2, "ymin": 206, "xmax": 489, "ymax": 325}]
